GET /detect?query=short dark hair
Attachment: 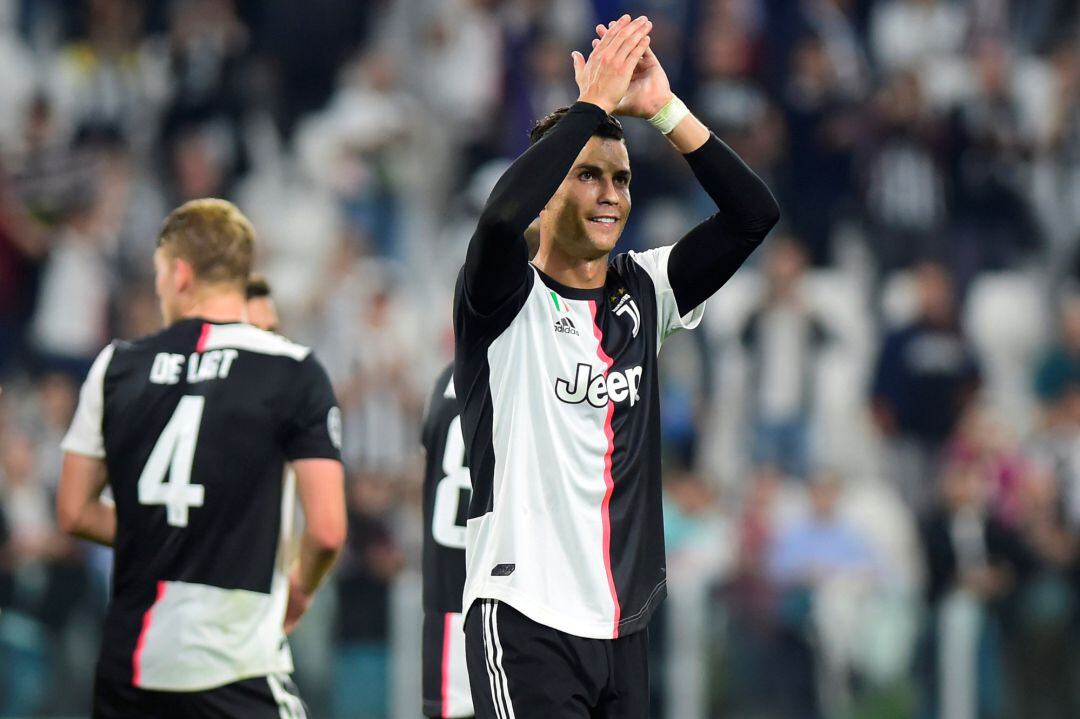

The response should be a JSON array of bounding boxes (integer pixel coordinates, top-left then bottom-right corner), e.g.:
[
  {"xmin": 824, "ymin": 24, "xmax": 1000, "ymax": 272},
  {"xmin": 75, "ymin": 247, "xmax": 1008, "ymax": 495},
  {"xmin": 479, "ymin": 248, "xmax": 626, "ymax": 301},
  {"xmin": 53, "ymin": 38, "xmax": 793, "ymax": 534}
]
[
  {"xmin": 245, "ymin": 274, "xmax": 271, "ymax": 300},
  {"xmin": 529, "ymin": 107, "xmax": 624, "ymax": 145}
]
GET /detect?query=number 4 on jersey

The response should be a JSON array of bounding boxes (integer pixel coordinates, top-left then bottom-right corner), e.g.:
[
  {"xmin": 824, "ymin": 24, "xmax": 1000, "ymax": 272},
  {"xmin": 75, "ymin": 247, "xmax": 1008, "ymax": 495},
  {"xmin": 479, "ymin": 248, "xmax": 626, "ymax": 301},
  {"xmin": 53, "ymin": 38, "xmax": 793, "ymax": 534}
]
[{"xmin": 138, "ymin": 395, "xmax": 206, "ymax": 527}]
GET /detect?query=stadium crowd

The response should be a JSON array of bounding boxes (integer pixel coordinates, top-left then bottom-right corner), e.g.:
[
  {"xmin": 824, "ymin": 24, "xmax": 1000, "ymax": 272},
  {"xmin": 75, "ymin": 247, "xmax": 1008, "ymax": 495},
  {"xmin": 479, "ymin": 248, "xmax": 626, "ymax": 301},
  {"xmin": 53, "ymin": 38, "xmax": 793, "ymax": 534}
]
[{"xmin": 0, "ymin": 0, "xmax": 1079, "ymax": 717}]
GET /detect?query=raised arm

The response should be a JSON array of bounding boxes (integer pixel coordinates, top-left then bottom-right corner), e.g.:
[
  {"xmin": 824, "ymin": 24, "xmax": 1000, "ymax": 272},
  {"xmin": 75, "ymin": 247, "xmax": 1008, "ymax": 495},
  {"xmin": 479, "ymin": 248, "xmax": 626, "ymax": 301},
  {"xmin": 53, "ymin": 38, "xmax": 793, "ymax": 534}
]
[
  {"xmin": 667, "ymin": 135, "xmax": 780, "ymax": 314},
  {"xmin": 463, "ymin": 15, "xmax": 653, "ymax": 314},
  {"xmin": 592, "ymin": 25, "xmax": 780, "ymax": 315}
]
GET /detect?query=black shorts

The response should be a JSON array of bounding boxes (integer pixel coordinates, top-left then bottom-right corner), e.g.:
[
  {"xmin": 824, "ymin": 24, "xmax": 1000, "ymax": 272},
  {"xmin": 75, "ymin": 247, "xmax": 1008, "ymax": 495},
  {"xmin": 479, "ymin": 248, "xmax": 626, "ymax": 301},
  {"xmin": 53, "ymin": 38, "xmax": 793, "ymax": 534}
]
[
  {"xmin": 92, "ymin": 672, "xmax": 308, "ymax": 718},
  {"xmin": 464, "ymin": 599, "xmax": 649, "ymax": 719}
]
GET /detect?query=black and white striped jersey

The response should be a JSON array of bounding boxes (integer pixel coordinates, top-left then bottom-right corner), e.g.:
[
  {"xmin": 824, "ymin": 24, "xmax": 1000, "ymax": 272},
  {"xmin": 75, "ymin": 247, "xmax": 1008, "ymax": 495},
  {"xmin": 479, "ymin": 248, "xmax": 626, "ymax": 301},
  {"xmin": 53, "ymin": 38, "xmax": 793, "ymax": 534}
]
[
  {"xmin": 454, "ymin": 247, "xmax": 704, "ymax": 640},
  {"xmin": 61, "ymin": 318, "xmax": 342, "ymax": 692},
  {"xmin": 420, "ymin": 363, "xmax": 473, "ymax": 718},
  {"xmin": 422, "ymin": 364, "xmax": 469, "ymax": 616}
]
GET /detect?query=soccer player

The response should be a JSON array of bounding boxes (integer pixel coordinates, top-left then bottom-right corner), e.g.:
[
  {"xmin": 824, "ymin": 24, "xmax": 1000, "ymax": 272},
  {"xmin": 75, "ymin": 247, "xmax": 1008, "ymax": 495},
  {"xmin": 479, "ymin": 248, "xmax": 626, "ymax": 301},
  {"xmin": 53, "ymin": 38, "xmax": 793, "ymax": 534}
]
[
  {"xmin": 421, "ymin": 363, "xmax": 474, "ymax": 719},
  {"xmin": 56, "ymin": 199, "xmax": 346, "ymax": 718},
  {"xmin": 245, "ymin": 274, "xmax": 280, "ymax": 332},
  {"xmin": 453, "ymin": 15, "xmax": 779, "ymax": 717}
]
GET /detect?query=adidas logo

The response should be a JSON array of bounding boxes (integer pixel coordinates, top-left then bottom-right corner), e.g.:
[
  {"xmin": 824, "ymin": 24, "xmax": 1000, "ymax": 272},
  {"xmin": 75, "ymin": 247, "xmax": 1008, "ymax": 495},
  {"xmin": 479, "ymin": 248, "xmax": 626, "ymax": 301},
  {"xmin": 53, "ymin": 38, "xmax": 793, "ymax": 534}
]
[{"xmin": 554, "ymin": 317, "xmax": 579, "ymax": 336}]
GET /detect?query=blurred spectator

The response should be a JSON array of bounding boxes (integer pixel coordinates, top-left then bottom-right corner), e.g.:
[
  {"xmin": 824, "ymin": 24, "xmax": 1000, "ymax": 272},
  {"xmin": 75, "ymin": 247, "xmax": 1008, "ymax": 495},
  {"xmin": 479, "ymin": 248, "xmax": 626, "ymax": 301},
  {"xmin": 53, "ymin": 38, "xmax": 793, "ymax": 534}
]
[
  {"xmin": 501, "ymin": 32, "xmax": 578, "ymax": 157},
  {"xmin": 1034, "ymin": 291, "xmax": 1080, "ymax": 411},
  {"xmin": 918, "ymin": 460, "xmax": 1025, "ymax": 719},
  {"xmin": 0, "ymin": 0, "xmax": 34, "ymax": 147},
  {"xmin": 296, "ymin": 50, "xmax": 420, "ymax": 259},
  {"xmin": 872, "ymin": 262, "xmax": 981, "ymax": 511},
  {"xmin": 415, "ymin": 0, "xmax": 502, "ymax": 170},
  {"xmin": 0, "ymin": 430, "xmax": 89, "ymax": 716},
  {"xmin": 165, "ymin": 121, "xmax": 235, "ymax": 207},
  {"xmin": 1007, "ymin": 459, "xmax": 1080, "ymax": 719},
  {"xmin": 780, "ymin": 35, "xmax": 861, "ymax": 264},
  {"xmin": 663, "ymin": 470, "xmax": 728, "ymax": 575},
  {"xmin": 945, "ymin": 404, "xmax": 1027, "ymax": 528},
  {"xmin": 333, "ymin": 475, "xmax": 405, "ymax": 719},
  {"xmin": 693, "ymin": 24, "xmax": 767, "ymax": 139},
  {"xmin": 870, "ymin": 0, "xmax": 967, "ymax": 75},
  {"xmin": 858, "ymin": 71, "xmax": 948, "ymax": 271},
  {"xmin": 25, "ymin": 373, "xmax": 77, "ymax": 489},
  {"xmin": 690, "ymin": 18, "xmax": 787, "ymax": 199},
  {"xmin": 739, "ymin": 237, "xmax": 830, "ymax": 478},
  {"xmin": 767, "ymin": 470, "xmax": 877, "ymax": 717},
  {"xmin": 161, "ymin": 0, "xmax": 249, "ymax": 143},
  {"xmin": 315, "ymin": 260, "xmax": 425, "ymax": 479},
  {"xmin": 1027, "ymin": 384, "xmax": 1080, "ymax": 533},
  {"xmin": 259, "ymin": 0, "xmax": 378, "ymax": 138},
  {"xmin": 948, "ymin": 37, "xmax": 1041, "ymax": 278},
  {"xmin": 714, "ymin": 464, "xmax": 785, "ymax": 715},
  {"xmin": 798, "ymin": 0, "xmax": 872, "ymax": 101},
  {"xmin": 0, "ymin": 162, "xmax": 47, "ymax": 377},
  {"xmin": 26, "ymin": 176, "xmax": 113, "ymax": 381},
  {"xmin": 8, "ymin": 96, "xmax": 93, "ymax": 229},
  {"xmin": 1005, "ymin": 0, "xmax": 1077, "ymax": 56},
  {"xmin": 660, "ymin": 469, "xmax": 730, "ymax": 717},
  {"xmin": 46, "ymin": 0, "xmax": 168, "ymax": 150},
  {"xmin": 93, "ymin": 134, "xmax": 167, "ymax": 282},
  {"xmin": 1035, "ymin": 40, "xmax": 1080, "ymax": 267}
]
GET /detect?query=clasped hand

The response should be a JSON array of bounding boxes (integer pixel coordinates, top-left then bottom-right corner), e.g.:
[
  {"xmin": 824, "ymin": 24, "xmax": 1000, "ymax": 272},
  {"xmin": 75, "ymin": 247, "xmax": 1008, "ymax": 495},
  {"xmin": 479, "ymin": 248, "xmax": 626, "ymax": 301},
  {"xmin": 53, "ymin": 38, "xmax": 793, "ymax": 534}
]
[{"xmin": 573, "ymin": 14, "xmax": 674, "ymax": 119}]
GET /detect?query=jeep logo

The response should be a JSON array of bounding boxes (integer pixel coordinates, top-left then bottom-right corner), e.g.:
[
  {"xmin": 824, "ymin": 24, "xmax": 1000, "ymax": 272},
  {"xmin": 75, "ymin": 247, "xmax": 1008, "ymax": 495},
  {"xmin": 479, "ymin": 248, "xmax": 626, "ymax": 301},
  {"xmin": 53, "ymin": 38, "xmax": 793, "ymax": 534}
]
[{"xmin": 555, "ymin": 363, "xmax": 643, "ymax": 408}]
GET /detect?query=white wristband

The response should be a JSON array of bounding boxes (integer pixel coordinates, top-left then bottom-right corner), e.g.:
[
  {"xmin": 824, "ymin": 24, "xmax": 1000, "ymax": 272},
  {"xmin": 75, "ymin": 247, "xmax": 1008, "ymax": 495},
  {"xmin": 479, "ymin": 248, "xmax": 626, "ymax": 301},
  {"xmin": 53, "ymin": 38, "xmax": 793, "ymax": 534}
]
[{"xmin": 647, "ymin": 95, "xmax": 690, "ymax": 135}]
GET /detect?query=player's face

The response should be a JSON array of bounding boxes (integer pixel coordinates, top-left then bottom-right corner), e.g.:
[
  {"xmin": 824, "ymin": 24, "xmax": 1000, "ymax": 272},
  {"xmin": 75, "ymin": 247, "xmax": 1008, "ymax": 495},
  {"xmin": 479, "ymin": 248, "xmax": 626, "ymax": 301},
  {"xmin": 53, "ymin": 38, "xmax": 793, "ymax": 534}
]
[
  {"xmin": 542, "ymin": 137, "xmax": 631, "ymax": 260},
  {"xmin": 246, "ymin": 296, "xmax": 279, "ymax": 332}
]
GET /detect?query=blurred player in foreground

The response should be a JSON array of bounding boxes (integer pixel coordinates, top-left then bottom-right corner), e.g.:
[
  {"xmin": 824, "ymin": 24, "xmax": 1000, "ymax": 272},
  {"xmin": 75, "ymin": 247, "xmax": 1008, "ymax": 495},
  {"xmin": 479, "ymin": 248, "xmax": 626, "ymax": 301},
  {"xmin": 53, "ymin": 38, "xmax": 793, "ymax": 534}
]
[
  {"xmin": 57, "ymin": 199, "xmax": 346, "ymax": 718},
  {"xmin": 421, "ymin": 363, "xmax": 473, "ymax": 719},
  {"xmin": 453, "ymin": 15, "xmax": 779, "ymax": 717}
]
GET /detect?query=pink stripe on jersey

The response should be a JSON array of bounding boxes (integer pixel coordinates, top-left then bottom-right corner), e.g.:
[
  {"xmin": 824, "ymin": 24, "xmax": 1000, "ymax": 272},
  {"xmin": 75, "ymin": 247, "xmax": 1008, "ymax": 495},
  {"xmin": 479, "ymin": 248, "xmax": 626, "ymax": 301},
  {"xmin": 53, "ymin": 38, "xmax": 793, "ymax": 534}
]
[
  {"xmin": 196, "ymin": 323, "xmax": 211, "ymax": 352},
  {"xmin": 132, "ymin": 580, "xmax": 167, "ymax": 686},
  {"xmin": 588, "ymin": 300, "xmax": 621, "ymax": 638},
  {"xmin": 441, "ymin": 612, "xmax": 453, "ymax": 717}
]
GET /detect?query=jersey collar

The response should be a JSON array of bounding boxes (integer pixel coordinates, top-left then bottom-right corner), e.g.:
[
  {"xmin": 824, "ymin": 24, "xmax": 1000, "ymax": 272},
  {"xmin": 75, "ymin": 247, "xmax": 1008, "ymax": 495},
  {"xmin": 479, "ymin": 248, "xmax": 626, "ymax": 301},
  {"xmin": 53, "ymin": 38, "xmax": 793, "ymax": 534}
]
[{"xmin": 531, "ymin": 264, "xmax": 607, "ymax": 301}]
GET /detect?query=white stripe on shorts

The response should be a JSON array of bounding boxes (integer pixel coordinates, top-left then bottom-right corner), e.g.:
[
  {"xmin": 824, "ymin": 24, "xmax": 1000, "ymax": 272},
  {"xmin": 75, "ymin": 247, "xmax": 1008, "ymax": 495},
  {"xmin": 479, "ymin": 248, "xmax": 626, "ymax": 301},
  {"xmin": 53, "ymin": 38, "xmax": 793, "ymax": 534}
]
[
  {"xmin": 481, "ymin": 601, "xmax": 505, "ymax": 719},
  {"xmin": 267, "ymin": 673, "xmax": 306, "ymax": 719},
  {"xmin": 482, "ymin": 600, "xmax": 516, "ymax": 719}
]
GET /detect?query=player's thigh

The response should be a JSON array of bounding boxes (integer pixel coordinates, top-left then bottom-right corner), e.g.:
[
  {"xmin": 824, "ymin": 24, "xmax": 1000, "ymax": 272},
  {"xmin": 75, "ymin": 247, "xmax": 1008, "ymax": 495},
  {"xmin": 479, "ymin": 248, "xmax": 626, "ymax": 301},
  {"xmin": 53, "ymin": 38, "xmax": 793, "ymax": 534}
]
[
  {"xmin": 465, "ymin": 599, "xmax": 598, "ymax": 719},
  {"xmin": 596, "ymin": 628, "xmax": 650, "ymax": 719}
]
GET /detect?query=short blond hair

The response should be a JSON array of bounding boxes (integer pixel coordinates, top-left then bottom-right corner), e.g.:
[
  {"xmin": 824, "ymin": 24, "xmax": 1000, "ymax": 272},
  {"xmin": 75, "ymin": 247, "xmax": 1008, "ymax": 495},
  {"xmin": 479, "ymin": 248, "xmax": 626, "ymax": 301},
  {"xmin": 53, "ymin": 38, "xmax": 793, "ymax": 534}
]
[{"xmin": 157, "ymin": 198, "xmax": 254, "ymax": 286}]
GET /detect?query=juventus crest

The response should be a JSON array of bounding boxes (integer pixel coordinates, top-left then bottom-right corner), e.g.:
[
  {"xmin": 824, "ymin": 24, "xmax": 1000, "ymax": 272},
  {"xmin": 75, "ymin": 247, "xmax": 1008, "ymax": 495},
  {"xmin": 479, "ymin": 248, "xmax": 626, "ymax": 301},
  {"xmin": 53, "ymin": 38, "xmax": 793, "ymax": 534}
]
[{"xmin": 613, "ymin": 294, "xmax": 640, "ymax": 338}]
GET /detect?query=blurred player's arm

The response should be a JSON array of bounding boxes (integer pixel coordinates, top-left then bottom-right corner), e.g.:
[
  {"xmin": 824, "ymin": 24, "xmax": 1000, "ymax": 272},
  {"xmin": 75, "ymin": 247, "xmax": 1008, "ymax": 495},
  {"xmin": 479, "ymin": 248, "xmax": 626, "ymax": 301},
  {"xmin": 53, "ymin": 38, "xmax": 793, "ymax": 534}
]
[
  {"xmin": 464, "ymin": 15, "xmax": 652, "ymax": 314},
  {"xmin": 592, "ymin": 22, "xmax": 779, "ymax": 315},
  {"xmin": 56, "ymin": 345, "xmax": 116, "ymax": 546},
  {"xmin": 282, "ymin": 354, "xmax": 348, "ymax": 633},
  {"xmin": 57, "ymin": 453, "xmax": 115, "ymax": 546},
  {"xmin": 286, "ymin": 457, "xmax": 346, "ymax": 634}
]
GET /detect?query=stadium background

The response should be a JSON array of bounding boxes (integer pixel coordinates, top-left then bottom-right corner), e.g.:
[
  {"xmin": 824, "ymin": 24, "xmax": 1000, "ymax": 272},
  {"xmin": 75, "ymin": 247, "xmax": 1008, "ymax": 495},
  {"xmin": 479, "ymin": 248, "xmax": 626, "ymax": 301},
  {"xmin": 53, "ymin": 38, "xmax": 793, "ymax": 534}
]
[{"xmin": 1, "ymin": 0, "xmax": 1079, "ymax": 717}]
